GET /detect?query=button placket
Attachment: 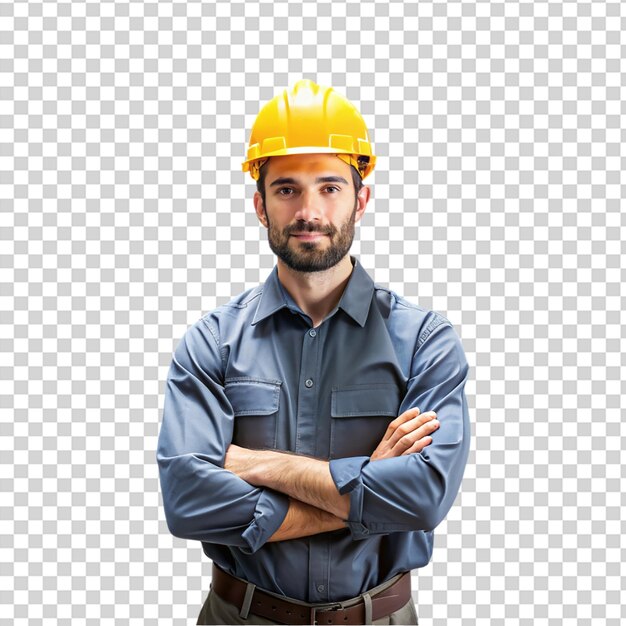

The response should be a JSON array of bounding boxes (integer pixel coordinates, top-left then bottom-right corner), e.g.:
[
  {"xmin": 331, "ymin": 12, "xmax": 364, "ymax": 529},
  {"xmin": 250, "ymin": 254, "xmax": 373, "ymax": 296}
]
[
  {"xmin": 304, "ymin": 328, "xmax": 317, "ymax": 390},
  {"xmin": 294, "ymin": 325, "xmax": 321, "ymax": 456}
]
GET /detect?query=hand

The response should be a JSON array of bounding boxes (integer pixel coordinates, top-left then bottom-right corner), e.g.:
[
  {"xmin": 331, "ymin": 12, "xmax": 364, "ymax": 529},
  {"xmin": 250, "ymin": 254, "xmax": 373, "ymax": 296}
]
[
  {"xmin": 370, "ymin": 407, "xmax": 439, "ymax": 461},
  {"xmin": 224, "ymin": 444, "xmax": 264, "ymax": 484}
]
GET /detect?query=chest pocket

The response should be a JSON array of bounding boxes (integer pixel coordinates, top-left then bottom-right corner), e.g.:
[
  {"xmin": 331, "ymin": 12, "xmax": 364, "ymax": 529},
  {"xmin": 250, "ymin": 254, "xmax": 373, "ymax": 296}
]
[
  {"xmin": 225, "ymin": 378, "xmax": 281, "ymax": 450},
  {"xmin": 329, "ymin": 383, "xmax": 401, "ymax": 459}
]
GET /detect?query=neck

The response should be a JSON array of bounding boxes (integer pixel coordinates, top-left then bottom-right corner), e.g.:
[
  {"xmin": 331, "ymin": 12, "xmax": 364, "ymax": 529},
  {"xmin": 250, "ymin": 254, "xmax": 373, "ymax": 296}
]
[{"xmin": 276, "ymin": 255, "xmax": 354, "ymax": 328}]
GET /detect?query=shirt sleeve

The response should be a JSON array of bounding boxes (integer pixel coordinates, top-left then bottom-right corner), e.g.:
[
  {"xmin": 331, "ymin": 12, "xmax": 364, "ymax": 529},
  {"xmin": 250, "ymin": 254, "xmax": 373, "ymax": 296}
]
[
  {"xmin": 156, "ymin": 318, "xmax": 289, "ymax": 554},
  {"xmin": 328, "ymin": 315, "xmax": 470, "ymax": 540}
]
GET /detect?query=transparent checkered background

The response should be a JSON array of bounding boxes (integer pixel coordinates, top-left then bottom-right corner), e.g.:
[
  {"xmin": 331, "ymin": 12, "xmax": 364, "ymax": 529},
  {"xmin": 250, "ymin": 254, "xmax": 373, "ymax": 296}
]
[{"xmin": 2, "ymin": 0, "xmax": 625, "ymax": 624}]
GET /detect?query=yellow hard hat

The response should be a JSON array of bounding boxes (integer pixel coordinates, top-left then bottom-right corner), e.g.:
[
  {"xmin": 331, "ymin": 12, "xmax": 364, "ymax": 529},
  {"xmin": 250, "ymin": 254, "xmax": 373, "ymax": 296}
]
[{"xmin": 242, "ymin": 79, "xmax": 376, "ymax": 181}]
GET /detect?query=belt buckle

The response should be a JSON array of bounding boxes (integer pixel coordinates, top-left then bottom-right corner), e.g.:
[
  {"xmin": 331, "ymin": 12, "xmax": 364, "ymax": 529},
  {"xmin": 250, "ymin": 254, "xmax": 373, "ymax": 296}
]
[{"xmin": 310, "ymin": 602, "xmax": 343, "ymax": 625}]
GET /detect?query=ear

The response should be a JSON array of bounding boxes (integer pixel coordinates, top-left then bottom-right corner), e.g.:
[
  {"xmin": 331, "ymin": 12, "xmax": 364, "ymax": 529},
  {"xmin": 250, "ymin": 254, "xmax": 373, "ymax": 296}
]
[
  {"xmin": 253, "ymin": 191, "xmax": 268, "ymax": 228},
  {"xmin": 354, "ymin": 185, "xmax": 371, "ymax": 224}
]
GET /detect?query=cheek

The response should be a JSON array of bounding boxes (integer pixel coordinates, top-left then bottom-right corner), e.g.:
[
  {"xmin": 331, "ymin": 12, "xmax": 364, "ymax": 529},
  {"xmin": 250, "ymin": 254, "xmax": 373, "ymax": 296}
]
[{"xmin": 264, "ymin": 206, "xmax": 295, "ymax": 229}]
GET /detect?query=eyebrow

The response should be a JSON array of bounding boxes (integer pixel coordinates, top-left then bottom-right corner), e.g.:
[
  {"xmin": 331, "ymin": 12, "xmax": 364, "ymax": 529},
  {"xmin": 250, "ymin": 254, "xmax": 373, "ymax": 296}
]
[{"xmin": 269, "ymin": 176, "xmax": 349, "ymax": 188}]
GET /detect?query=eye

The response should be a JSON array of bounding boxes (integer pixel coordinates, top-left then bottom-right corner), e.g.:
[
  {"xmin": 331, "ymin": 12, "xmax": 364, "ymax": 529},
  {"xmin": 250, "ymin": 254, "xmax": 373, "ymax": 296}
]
[
  {"xmin": 323, "ymin": 186, "xmax": 341, "ymax": 193},
  {"xmin": 277, "ymin": 187, "xmax": 295, "ymax": 196}
]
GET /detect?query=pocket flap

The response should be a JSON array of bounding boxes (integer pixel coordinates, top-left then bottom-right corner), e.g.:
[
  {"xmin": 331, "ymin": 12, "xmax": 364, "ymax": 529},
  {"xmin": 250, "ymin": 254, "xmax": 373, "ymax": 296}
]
[
  {"xmin": 225, "ymin": 378, "xmax": 281, "ymax": 416},
  {"xmin": 331, "ymin": 383, "xmax": 401, "ymax": 418}
]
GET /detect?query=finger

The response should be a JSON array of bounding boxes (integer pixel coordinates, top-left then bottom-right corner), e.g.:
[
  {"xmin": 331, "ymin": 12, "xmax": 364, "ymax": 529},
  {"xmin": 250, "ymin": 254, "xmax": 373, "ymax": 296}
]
[
  {"xmin": 391, "ymin": 418, "xmax": 439, "ymax": 453},
  {"xmin": 382, "ymin": 407, "xmax": 421, "ymax": 441},
  {"xmin": 401, "ymin": 436, "xmax": 433, "ymax": 455},
  {"xmin": 387, "ymin": 413, "xmax": 434, "ymax": 447},
  {"xmin": 387, "ymin": 411, "xmax": 438, "ymax": 447}
]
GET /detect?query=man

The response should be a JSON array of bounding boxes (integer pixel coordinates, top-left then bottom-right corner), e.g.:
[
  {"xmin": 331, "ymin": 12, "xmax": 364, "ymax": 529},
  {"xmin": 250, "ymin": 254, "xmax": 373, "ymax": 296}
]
[{"xmin": 157, "ymin": 79, "xmax": 470, "ymax": 625}]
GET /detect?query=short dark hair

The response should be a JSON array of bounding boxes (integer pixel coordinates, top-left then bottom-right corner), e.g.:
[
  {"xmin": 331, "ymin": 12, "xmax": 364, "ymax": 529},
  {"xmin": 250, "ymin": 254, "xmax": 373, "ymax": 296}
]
[{"xmin": 256, "ymin": 158, "xmax": 364, "ymax": 207}]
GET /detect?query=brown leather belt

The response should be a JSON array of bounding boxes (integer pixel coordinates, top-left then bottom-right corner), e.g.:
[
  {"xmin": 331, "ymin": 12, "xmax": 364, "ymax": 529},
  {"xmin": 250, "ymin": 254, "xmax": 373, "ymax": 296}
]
[{"xmin": 211, "ymin": 563, "xmax": 411, "ymax": 625}]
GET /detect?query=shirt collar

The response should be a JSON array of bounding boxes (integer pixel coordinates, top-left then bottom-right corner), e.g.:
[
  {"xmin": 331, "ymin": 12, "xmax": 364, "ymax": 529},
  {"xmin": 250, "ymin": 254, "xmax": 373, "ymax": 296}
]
[{"xmin": 251, "ymin": 257, "xmax": 375, "ymax": 327}]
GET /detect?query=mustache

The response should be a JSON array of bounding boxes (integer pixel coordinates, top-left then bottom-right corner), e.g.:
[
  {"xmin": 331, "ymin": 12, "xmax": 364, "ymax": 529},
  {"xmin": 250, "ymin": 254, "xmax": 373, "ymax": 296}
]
[{"xmin": 284, "ymin": 221, "xmax": 335, "ymax": 236}]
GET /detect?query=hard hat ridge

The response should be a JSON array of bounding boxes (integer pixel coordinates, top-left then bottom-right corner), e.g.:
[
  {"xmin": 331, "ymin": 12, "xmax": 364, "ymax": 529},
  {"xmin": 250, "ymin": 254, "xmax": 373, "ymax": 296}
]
[{"xmin": 242, "ymin": 80, "xmax": 376, "ymax": 181}]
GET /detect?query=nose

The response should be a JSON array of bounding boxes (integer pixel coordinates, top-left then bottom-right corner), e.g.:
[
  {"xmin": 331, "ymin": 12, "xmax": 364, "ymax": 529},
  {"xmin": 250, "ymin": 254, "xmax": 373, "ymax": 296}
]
[{"xmin": 293, "ymin": 189, "xmax": 322, "ymax": 222}]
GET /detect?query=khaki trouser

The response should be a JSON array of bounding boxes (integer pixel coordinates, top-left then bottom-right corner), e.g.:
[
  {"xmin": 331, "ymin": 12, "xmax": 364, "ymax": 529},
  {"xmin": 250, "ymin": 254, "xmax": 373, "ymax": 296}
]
[{"xmin": 197, "ymin": 574, "xmax": 419, "ymax": 625}]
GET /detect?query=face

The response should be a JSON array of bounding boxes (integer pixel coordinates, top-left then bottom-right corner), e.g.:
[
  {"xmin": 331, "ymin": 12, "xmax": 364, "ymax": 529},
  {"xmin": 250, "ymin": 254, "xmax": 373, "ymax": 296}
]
[{"xmin": 253, "ymin": 154, "xmax": 370, "ymax": 273}]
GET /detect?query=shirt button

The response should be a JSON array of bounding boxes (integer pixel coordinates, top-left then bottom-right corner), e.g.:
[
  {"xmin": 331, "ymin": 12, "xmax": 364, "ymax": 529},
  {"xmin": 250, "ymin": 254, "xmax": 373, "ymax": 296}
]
[
  {"xmin": 317, "ymin": 584, "xmax": 325, "ymax": 592},
  {"xmin": 305, "ymin": 379, "xmax": 314, "ymax": 388},
  {"xmin": 309, "ymin": 329, "xmax": 317, "ymax": 337}
]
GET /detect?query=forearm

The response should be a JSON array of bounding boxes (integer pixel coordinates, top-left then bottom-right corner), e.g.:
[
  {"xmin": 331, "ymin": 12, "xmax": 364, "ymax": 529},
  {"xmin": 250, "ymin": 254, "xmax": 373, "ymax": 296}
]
[
  {"xmin": 267, "ymin": 497, "xmax": 346, "ymax": 542},
  {"xmin": 226, "ymin": 446, "xmax": 351, "ymax": 519},
  {"xmin": 255, "ymin": 451, "xmax": 351, "ymax": 519},
  {"xmin": 330, "ymin": 435, "xmax": 470, "ymax": 536}
]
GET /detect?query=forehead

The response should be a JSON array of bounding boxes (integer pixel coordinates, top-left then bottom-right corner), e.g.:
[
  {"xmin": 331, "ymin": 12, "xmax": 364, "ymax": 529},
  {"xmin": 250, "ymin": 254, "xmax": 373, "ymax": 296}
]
[{"xmin": 265, "ymin": 153, "xmax": 352, "ymax": 182}]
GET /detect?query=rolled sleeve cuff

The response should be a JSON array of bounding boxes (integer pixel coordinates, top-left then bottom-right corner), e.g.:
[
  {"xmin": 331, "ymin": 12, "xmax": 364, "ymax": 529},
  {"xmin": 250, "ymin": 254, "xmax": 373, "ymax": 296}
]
[
  {"xmin": 329, "ymin": 456, "xmax": 371, "ymax": 540},
  {"xmin": 240, "ymin": 489, "xmax": 290, "ymax": 554}
]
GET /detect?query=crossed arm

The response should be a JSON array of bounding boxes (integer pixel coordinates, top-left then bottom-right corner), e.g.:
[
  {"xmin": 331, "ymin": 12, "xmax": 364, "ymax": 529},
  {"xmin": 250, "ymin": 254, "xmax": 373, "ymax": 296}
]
[
  {"xmin": 224, "ymin": 407, "xmax": 440, "ymax": 542},
  {"xmin": 158, "ymin": 317, "xmax": 469, "ymax": 551}
]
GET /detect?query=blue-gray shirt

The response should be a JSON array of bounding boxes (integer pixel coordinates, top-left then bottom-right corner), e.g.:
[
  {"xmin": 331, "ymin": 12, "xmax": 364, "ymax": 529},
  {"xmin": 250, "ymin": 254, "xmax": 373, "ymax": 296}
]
[{"xmin": 157, "ymin": 258, "xmax": 470, "ymax": 602}]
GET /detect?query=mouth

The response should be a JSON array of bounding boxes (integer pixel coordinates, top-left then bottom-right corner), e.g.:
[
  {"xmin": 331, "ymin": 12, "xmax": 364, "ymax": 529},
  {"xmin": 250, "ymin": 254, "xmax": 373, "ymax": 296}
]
[{"xmin": 290, "ymin": 232, "xmax": 329, "ymax": 242}]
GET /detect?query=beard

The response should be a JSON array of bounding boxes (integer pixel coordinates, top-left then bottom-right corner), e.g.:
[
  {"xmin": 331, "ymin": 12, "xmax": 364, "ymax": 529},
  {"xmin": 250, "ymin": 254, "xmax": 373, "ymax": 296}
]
[{"xmin": 265, "ymin": 204, "xmax": 357, "ymax": 273}]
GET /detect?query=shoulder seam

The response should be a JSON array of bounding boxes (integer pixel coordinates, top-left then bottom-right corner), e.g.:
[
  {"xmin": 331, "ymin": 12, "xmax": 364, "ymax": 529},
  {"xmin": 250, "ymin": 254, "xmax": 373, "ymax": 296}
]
[
  {"xmin": 225, "ymin": 288, "xmax": 263, "ymax": 309},
  {"xmin": 375, "ymin": 286, "xmax": 428, "ymax": 314},
  {"xmin": 200, "ymin": 318, "xmax": 227, "ymax": 369},
  {"xmin": 416, "ymin": 314, "xmax": 447, "ymax": 349}
]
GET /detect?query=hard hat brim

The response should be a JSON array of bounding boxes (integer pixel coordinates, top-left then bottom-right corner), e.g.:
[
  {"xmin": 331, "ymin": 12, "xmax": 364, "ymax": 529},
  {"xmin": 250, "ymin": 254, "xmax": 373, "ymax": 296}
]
[
  {"xmin": 243, "ymin": 150, "xmax": 375, "ymax": 178},
  {"xmin": 242, "ymin": 146, "xmax": 356, "ymax": 170}
]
